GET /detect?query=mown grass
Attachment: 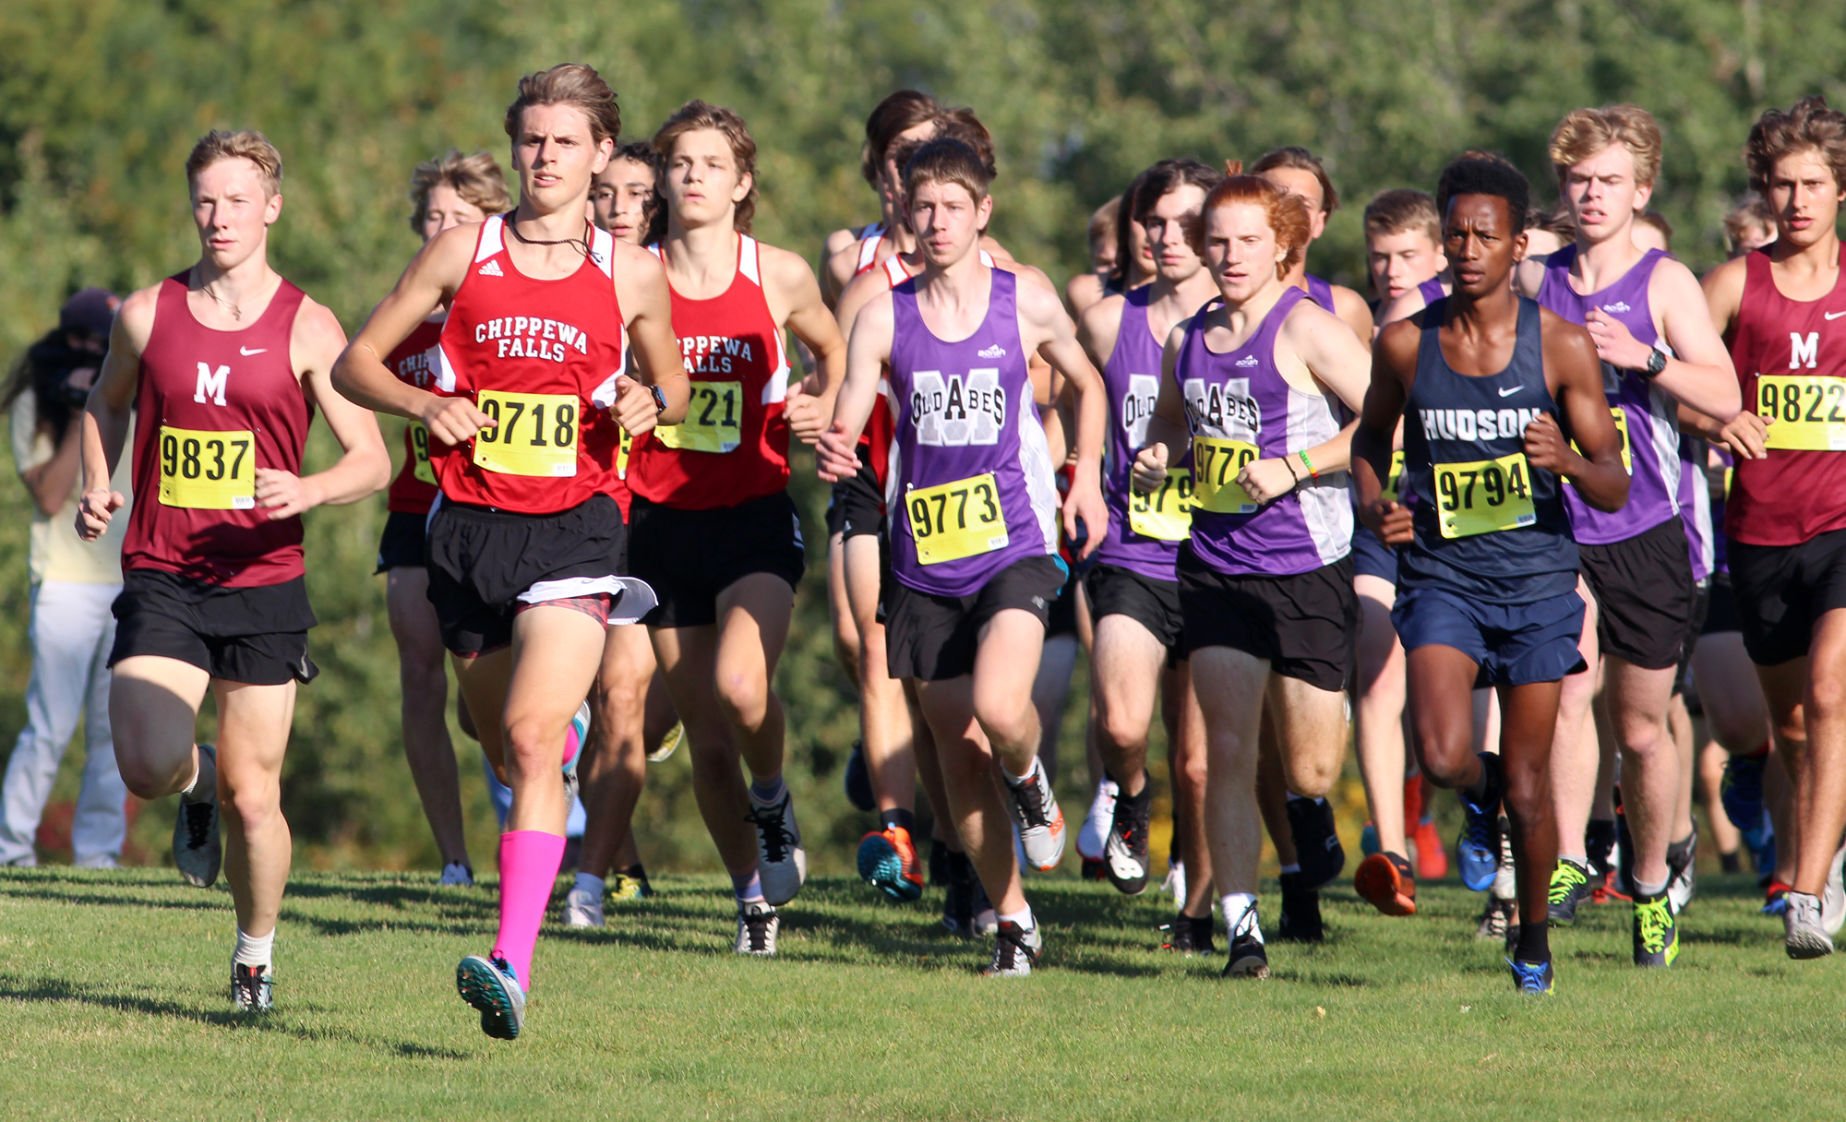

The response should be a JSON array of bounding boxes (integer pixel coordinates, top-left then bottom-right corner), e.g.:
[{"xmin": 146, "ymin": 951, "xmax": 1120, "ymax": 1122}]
[{"xmin": 0, "ymin": 866, "xmax": 1839, "ymax": 1121}]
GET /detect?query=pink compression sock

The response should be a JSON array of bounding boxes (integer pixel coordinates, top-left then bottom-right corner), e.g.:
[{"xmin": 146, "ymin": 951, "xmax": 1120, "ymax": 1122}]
[{"xmin": 491, "ymin": 830, "xmax": 566, "ymax": 989}]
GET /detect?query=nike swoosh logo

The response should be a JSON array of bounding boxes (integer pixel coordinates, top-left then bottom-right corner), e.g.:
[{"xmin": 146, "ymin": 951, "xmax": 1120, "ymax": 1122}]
[
  {"xmin": 1826, "ymin": 311, "xmax": 1846, "ymax": 321},
  {"xmin": 240, "ymin": 346, "xmax": 267, "ymax": 356},
  {"xmin": 1498, "ymin": 385, "xmax": 1524, "ymax": 397}
]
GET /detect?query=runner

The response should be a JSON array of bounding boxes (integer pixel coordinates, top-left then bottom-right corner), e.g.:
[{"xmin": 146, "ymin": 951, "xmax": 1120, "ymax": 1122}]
[
  {"xmin": 819, "ymin": 136, "xmax": 1109, "ymax": 975},
  {"xmin": 76, "ymin": 129, "xmax": 390, "ymax": 1011},
  {"xmin": 1702, "ymin": 95, "xmax": 1846, "ymax": 957},
  {"xmin": 820, "ymin": 90, "xmax": 942, "ymax": 309},
  {"xmin": 1516, "ymin": 105, "xmax": 1740, "ymax": 967},
  {"xmin": 1722, "ymin": 194, "xmax": 1777, "ymax": 257},
  {"xmin": 566, "ymin": 139, "xmax": 681, "ymax": 925},
  {"xmin": 627, "ymin": 100, "xmax": 844, "ymax": 955},
  {"xmin": 1131, "ymin": 172, "xmax": 1372, "ymax": 978},
  {"xmin": 1067, "ymin": 195, "xmax": 1122, "ymax": 314},
  {"xmin": 1349, "ymin": 188, "xmax": 1450, "ymax": 915},
  {"xmin": 334, "ymin": 63, "xmax": 686, "ymax": 1038},
  {"xmin": 1354, "ymin": 154, "xmax": 1628, "ymax": 993},
  {"xmin": 1075, "ymin": 159, "xmax": 1220, "ymax": 948},
  {"xmin": 376, "ymin": 150, "xmax": 511, "ymax": 888}
]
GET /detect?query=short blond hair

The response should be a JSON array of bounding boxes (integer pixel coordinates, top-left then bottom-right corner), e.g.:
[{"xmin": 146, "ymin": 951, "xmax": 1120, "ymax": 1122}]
[
  {"xmin": 1549, "ymin": 105, "xmax": 1662, "ymax": 187},
  {"xmin": 186, "ymin": 129, "xmax": 283, "ymax": 195},
  {"xmin": 408, "ymin": 150, "xmax": 512, "ymax": 233}
]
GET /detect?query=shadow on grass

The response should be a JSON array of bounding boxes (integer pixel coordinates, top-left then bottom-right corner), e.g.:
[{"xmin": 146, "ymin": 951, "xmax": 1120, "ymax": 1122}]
[{"xmin": 0, "ymin": 887, "xmax": 225, "ymax": 913}]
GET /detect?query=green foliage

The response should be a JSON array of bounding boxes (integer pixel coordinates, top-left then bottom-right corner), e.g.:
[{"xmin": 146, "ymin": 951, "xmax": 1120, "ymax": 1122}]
[{"xmin": 2, "ymin": 0, "xmax": 1843, "ymax": 868}]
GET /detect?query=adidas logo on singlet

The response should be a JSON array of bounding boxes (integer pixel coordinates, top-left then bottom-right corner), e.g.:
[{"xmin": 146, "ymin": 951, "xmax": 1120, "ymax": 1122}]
[
  {"xmin": 1601, "ymin": 301, "xmax": 1630, "ymax": 314},
  {"xmin": 478, "ymin": 260, "xmax": 504, "ymax": 277},
  {"xmin": 1236, "ymin": 355, "xmax": 1259, "ymax": 367},
  {"xmin": 978, "ymin": 343, "xmax": 1007, "ymax": 359}
]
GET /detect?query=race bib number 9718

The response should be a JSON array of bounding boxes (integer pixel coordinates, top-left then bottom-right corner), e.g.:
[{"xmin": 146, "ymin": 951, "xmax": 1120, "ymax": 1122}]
[{"xmin": 472, "ymin": 390, "xmax": 579, "ymax": 477}]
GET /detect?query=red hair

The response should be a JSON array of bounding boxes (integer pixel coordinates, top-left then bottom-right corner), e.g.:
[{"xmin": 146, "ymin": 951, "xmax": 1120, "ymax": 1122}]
[{"xmin": 1195, "ymin": 174, "xmax": 1310, "ymax": 280}]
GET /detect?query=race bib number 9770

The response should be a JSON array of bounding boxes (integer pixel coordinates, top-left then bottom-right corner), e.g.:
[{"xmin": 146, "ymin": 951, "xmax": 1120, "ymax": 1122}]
[{"xmin": 1192, "ymin": 436, "xmax": 1259, "ymax": 515}]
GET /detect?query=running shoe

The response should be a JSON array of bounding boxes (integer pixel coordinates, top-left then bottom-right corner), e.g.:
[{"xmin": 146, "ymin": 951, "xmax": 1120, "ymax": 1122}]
[
  {"xmin": 1632, "ymin": 892, "xmax": 1680, "ymax": 967},
  {"xmin": 439, "ymin": 862, "xmax": 475, "ymax": 888},
  {"xmin": 1475, "ymin": 897, "xmax": 1514, "ymax": 942},
  {"xmin": 563, "ymin": 701, "xmax": 591, "ymax": 802},
  {"xmin": 1353, "ymin": 852, "xmax": 1417, "ymax": 917},
  {"xmin": 1762, "ymin": 880, "xmax": 1792, "ymax": 917},
  {"xmin": 1077, "ymin": 777, "xmax": 1118, "ymax": 863},
  {"xmin": 609, "ymin": 871, "xmax": 653, "ymax": 901},
  {"xmin": 1223, "ymin": 906, "xmax": 1269, "ymax": 979},
  {"xmin": 1720, "ymin": 751, "xmax": 1767, "ymax": 847},
  {"xmin": 231, "ymin": 962, "xmax": 273, "ymax": 1013},
  {"xmin": 563, "ymin": 884, "xmax": 604, "ymax": 928},
  {"xmin": 1004, "ymin": 765, "xmax": 1066, "ymax": 873},
  {"xmin": 1079, "ymin": 857, "xmax": 1107, "ymax": 880},
  {"xmin": 982, "ymin": 918, "xmax": 1042, "ymax": 977},
  {"xmin": 1276, "ymin": 872, "xmax": 1323, "ymax": 943},
  {"xmin": 1359, "ymin": 821, "xmax": 1380, "ymax": 859},
  {"xmin": 1823, "ymin": 842, "xmax": 1846, "ymax": 937},
  {"xmin": 172, "ymin": 743, "xmax": 222, "ymax": 888},
  {"xmin": 1286, "ymin": 796, "xmax": 1345, "ymax": 890},
  {"xmin": 1455, "ymin": 788, "xmax": 1502, "ymax": 892},
  {"xmin": 736, "ymin": 900, "xmax": 779, "ymax": 956},
  {"xmin": 1104, "ymin": 788, "xmax": 1152, "ymax": 896},
  {"xmin": 842, "ymin": 740, "xmax": 874, "ymax": 813},
  {"xmin": 1413, "ymin": 817, "xmax": 1449, "ymax": 881},
  {"xmin": 746, "ymin": 791, "xmax": 807, "ymax": 905},
  {"xmin": 647, "ymin": 719, "xmax": 683, "ymax": 764},
  {"xmin": 1490, "ymin": 815, "xmax": 1516, "ymax": 902},
  {"xmin": 1161, "ymin": 912, "xmax": 1216, "ymax": 955},
  {"xmin": 456, "ymin": 954, "xmax": 526, "ymax": 1040},
  {"xmin": 1667, "ymin": 832, "xmax": 1698, "ymax": 913},
  {"xmin": 1163, "ymin": 860, "xmax": 1187, "ymax": 912},
  {"xmin": 857, "ymin": 824, "xmax": 925, "ymax": 902},
  {"xmin": 1507, "ymin": 957, "xmax": 1555, "ymax": 995},
  {"xmin": 928, "ymin": 838, "xmax": 951, "ymax": 887},
  {"xmin": 1784, "ymin": 891, "xmax": 1834, "ymax": 959},
  {"xmin": 941, "ymin": 853, "xmax": 979, "ymax": 937},
  {"xmin": 972, "ymin": 878, "xmax": 998, "ymax": 938},
  {"xmin": 1548, "ymin": 858, "xmax": 1593, "ymax": 925}
]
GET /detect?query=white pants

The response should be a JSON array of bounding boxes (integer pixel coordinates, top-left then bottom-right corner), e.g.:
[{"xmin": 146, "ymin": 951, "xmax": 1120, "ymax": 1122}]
[{"xmin": 0, "ymin": 581, "xmax": 126, "ymax": 866}]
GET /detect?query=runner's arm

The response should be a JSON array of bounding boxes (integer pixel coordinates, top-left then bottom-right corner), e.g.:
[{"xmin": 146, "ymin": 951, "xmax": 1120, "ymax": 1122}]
[
  {"xmin": 612, "ymin": 244, "xmax": 689, "ymax": 426},
  {"xmin": 1538, "ymin": 314, "xmax": 1628, "ymax": 512},
  {"xmin": 1021, "ymin": 274, "xmax": 1108, "ymax": 556},
  {"xmin": 818, "ymin": 292, "xmax": 894, "ymax": 482},
  {"xmin": 75, "ymin": 286, "xmax": 154, "ymax": 539},
  {"xmin": 1131, "ymin": 323, "xmax": 1193, "ymax": 494},
  {"xmin": 278, "ymin": 300, "xmax": 390, "ymax": 517}
]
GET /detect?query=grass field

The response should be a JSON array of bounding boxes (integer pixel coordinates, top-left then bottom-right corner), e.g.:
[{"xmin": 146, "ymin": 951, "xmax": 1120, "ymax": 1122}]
[{"xmin": 1, "ymin": 865, "xmax": 1840, "ymax": 1120}]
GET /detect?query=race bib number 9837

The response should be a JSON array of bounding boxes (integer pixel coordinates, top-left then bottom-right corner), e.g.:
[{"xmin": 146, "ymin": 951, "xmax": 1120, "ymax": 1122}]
[{"xmin": 158, "ymin": 425, "xmax": 254, "ymax": 510}]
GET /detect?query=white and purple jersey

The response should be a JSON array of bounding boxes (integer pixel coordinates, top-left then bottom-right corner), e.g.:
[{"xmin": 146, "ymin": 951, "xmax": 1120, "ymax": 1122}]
[
  {"xmin": 1306, "ymin": 274, "xmax": 1337, "ymax": 313},
  {"xmin": 1094, "ymin": 287, "xmax": 1183, "ymax": 580},
  {"xmin": 1677, "ymin": 435, "xmax": 1714, "ymax": 584},
  {"xmin": 1176, "ymin": 286, "xmax": 1351, "ymax": 576},
  {"xmin": 886, "ymin": 267, "xmax": 1060, "ymax": 596},
  {"xmin": 1535, "ymin": 246, "xmax": 1683, "ymax": 545}
]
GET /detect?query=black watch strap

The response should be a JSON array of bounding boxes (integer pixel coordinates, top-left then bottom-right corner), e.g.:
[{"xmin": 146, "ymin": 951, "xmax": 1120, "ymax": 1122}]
[{"xmin": 649, "ymin": 384, "xmax": 668, "ymax": 414}]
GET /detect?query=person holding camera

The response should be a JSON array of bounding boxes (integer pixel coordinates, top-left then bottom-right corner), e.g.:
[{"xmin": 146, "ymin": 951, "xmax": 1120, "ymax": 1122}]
[{"xmin": 0, "ymin": 287, "xmax": 133, "ymax": 867}]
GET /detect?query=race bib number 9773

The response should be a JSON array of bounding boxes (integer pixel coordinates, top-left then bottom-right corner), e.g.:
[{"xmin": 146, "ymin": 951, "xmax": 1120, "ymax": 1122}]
[{"xmin": 907, "ymin": 472, "xmax": 1007, "ymax": 565}]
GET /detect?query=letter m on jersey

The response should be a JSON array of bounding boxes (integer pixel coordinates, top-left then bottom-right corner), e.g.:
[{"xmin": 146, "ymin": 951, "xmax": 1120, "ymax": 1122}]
[
  {"xmin": 194, "ymin": 362, "xmax": 229, "ymax": 406},
  {"xmin": 1791, "ymin": 332, "xmax": 1819, "ymax": 369}
]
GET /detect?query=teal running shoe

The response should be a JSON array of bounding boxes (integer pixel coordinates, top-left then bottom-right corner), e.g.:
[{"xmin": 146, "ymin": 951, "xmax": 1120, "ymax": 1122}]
[{"xmin": 457, "ymin": 954, "xmax": 526, "ymax": 1040}]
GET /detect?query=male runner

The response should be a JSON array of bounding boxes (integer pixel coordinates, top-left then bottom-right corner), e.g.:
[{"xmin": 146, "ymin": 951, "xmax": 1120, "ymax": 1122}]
[
  {"xmin": 1076, "ymin": 159, "xmax": 1220, "ymax": 948},
  {"xmin": 77, "ymin": 129, "xmax": 389, "ymax": 1011},
  {"xmin": 1355, "ymin": 155, "xmax": 1627, "ymax": 993},
  {"xmin": 1703, "ymin": 95, "xmax": 1846, "ymax": 957},
  {"xmin": 820, "ymin": 90, "xmax": 941, "ymax": 308},
  {"xmin": 1515, "ymin": 105, "xmax": 1739, "ymax": 967},
  {"xmin": 335, "ymin": 63, "xmax": 686, "ymax": 1038},
  {"xmin": 627, "ymin": 100, "xmax": 845, "ymax": 955},
  {"xmin": 1132, "ymin": 172, "xmax": 1372, "ymax": 977},
  {"xmin": 377, "ymin": 149, "xmax": 510, "ymax": 888},
  {"xmin": 819, "ymin": 137, "xmax": 1109, "ymax": 975}
]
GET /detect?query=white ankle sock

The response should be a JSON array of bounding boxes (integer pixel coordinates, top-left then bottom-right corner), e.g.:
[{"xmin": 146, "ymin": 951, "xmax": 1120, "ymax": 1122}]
[
  {"xmin": 234, "ymin": 928, "xmax": 274, "ymax": 969},
  {"xmin": 1220, "ymin": 893, "xmax": 1261, "ymax": 940},
  {"xmin": 998, "ymin": 907, "xmax": 1033, "ymax": 929}
]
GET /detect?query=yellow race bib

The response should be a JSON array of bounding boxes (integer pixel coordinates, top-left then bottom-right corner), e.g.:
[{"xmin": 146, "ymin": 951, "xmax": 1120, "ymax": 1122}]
[
  {"xmin": 616, "ymin": 426, "xmax": 632, "ymax": 479},
  {"xmin": 1758, "ymin": 374, "xmax": 1846, "ymax": 451},
  {"xmin": 408, "ymin": 421, "xmax": 436, "ymax": 486},
  {"xmin": 1381, "ymin": 449, "xmax": 1407, "ymax": 503},
  {"xmin": 1192, "ymin": 436, "xmax": 1259, "ymax": 515},
  {"xmin": 1129, "ymin": 468, "xmax": 1193, "ymax": 541},
  {"xmin": 1434, "ymin": 451, "xmax": 1536, "ymax": 539},
  {"xmin": 907, "ymin": 472, "xmax": 1008, "ymax": 565},
  {"xmin": 158, "ymin": 425, "xmax": 255, "ymax": 510},
  {"xmin": 654, "ymin": 381, "xmax": 742, "ymax": 454},
  {"xmin": 472, "ymin": 390, "xmax": 579, "ymax": 477},
  {"xmin": 1565, "ymin": 407, "xmax": 1632, "ymax": 485}
]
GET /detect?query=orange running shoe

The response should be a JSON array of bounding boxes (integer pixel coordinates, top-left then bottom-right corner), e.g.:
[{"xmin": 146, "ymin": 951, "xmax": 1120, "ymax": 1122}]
[
  {"xmin": 857, "ymin": 825, "xmax": 925, "ymax": 902},
  {"xmin": 1413, "ymin": 817, "xmax": 1449, "ymax": 881},
  {"xmin": 1354, "ymin": 852, "xmax": 1418, "ymax": 916}
]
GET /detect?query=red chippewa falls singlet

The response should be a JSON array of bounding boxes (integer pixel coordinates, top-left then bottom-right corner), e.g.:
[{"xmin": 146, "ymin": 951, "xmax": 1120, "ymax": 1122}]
[
  {"xmin": 123, "ymin": 274, "xmax": 309, "ymax": 586},
  {"xmin": 385, "ymin": 318, "xmax": 443, "ymax": 514},
  {"xmin": 1726, "ymin": 246, "xmax": 1846, "ymax": 546},
  {"xmin": 432, "ymin": 215, "xmax": 627, "ymax": 514},
  {"xmin": 628, "ymin": 234, "xmax": 791, "ymax": 509}
]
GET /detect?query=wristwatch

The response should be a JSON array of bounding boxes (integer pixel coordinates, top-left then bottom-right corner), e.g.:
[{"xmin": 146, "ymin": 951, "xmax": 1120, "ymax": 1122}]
[
  {"xmin": 1643, "ymin": 347, "xmax": 1667, "ymax": 378},
  {"xmin": 649, "ymin": 384, "xmax": 668, "ymax": 415}
]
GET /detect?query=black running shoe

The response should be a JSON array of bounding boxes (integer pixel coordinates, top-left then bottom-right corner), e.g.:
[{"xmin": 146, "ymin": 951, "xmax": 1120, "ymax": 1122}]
[
  {"xmin": 1104, "ymin": 787, "xmax": 1152, "ymax": 896},
  {"xmin": 941, "ymin": 853, "xmax": 978, "ymax": 937},
  {"xmin": 1162, "ymin": 912, "xmax": 1216, "ymax": 955},
  {"xmin": 1286, "ymin": 796, "xmax": 1345, "ymax": 890},
  {"xmin": 1223, "ymin": 930, "xmax": 1269, "ymax": 979},
  {"xmin": 1276, "ymin": 872, "xmax": 1324, "ymax": 943},
  {"xmin": 1548, "ymin": 858, "xmax": 1592, "ymax": 925},
  {"xmin": 231, "ymin": 962, "xmax": 272, "ymax": 1013},
  {"xmin": 842, "ymin": 740, "xmax": 874, "ymax": 813}
]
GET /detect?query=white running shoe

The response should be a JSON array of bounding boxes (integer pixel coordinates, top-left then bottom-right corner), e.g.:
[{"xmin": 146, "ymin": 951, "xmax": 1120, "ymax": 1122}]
[
  {"xmin": 563, "ymin": 885, "xmax": 605, "ymax": 929},
  {"xmin": 1786, "ymin": 892, "xmax": 1834, "ymax": 959},
  {"xmin": 1164, "ymin": 861, "xmax": 1188, "ymax": 911},
  {"xmin": 1077, "ymin": 778, "xmax": 1118, "ymax": 862},
  {"xmin": 1005, "ymin": 765, "xmax": 1066, "ymax": 873},
  {"xmin": 747, "ymin": 791, "xmax": 807, "ymax": 906},
  {"xmin": 982, "ymin": 918, "xmax": 1042, "ymax": 977},
  {"xmin": 735, "ymin": 900, "xmax": 779, "ymax": 956},
  {"xmin": 647, "ymin": 720, "xmax": 684, "ymax": 764},
  {"xmin": 1822, "ymin": 842, "xmax": 1846, "ymax": 937},
  {"xmin": 439, "ymin": 862, "xmax": 475, "ymax": 888}
]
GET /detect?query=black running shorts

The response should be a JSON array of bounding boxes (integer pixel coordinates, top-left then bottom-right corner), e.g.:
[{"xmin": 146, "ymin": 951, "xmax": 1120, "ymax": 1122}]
[
  {"xmin": 1579, "ymin": 517, "xmax": 1695, "ymax": 671},
  {"xmin": 374, "ymin": 509, "xmax": 429, "ymax": 574},
  {"xmin": 110, "ymin": 570, "xmax": 318, "ymax": 686},
  {"xmin": 1084, "ymin": 563, "xmax": 1184, "ymax": 654},
  {"xmin": 1730, "ymin": 528, "xmax": 1846, "ymax": 667},
  {"xmin": 884, "ymin": 555, "xmax": 1066, "ymax": 682},
  {"xmin": 627, "ymin": 492, "xmax": 806, "ymax": 629},
  {"xmin": 1178, "ymin": 551, "xmax": 1355, "ymax": 692}
]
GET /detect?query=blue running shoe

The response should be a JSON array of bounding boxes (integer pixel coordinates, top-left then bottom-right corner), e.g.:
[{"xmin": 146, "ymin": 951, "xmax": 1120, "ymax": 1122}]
[
  {"xmin": 457, "ymin": 954, "xmax": 526, "ymax": 1040},
  {"xmin": 562, "ymin": 701, "xmax": 591, "ymax": 801},
  {"xmin": 1456, "ymin": 792, "xmax": 1502, "ymax": 892},
  {"xmin": 1507, "ymin": 957, "xmax": 1555, "ymax": 995},
  {"xmin": 1722, "ymin": 753, "xmax": 1767, "ymax": 851}
]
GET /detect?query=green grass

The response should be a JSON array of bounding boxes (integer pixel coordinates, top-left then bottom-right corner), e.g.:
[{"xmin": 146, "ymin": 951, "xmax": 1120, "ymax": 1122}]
[{"xmin": 0, "ymin": 866, "xmax": 1838, "ymax": 1120}]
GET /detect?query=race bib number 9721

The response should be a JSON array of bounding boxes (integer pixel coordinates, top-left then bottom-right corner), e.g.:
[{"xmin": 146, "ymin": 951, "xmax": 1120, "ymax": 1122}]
[{"xmin": 653, "ymin": 381, "xmax": 742, "ymax": 454}]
